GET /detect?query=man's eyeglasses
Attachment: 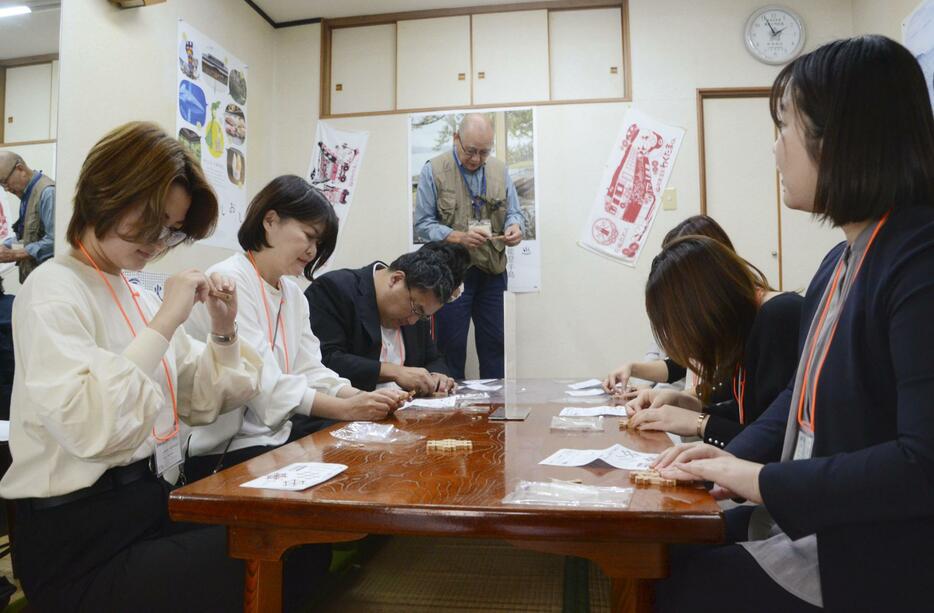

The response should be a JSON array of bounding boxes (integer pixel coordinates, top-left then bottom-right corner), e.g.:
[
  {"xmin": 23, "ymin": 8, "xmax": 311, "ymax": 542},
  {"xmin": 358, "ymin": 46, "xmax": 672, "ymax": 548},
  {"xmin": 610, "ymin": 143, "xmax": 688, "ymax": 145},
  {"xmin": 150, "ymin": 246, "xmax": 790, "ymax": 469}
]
[
  {"xmin": 0, "ymin": 164, "xmax": 18, "ymax": 189},
  {"xmin": 158, "ymin": 226, "xmax": 188, "ymax": 247},
  {"xmin": 407, "ymin": 286, "xmax": 430, "ymax": 322},
  {"xmin": 458, "ymin": 140, "xmax": 491, "ymax": 161}
]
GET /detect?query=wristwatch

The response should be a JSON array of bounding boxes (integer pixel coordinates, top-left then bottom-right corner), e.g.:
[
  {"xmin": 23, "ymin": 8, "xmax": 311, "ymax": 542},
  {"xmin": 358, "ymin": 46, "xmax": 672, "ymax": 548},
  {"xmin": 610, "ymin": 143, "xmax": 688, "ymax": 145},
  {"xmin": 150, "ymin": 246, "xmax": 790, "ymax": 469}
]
[{"xmin": 210, "ymin": 322, "xmax": 238, "ymax": 345}]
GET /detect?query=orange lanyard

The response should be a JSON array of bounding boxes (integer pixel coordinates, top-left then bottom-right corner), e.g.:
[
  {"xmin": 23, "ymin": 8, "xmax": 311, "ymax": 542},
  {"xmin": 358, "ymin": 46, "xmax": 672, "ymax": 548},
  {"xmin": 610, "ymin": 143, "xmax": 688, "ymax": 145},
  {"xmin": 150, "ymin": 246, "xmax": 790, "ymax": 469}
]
[
  {"xmin": 246, "ymin": 251, "xmax": 290, "ymax": 373},
  {"xmin": 796, "ymin": 213, "xmax": 889, "ymax": 433},
  {"xmin": 732, "ymin": 366, "xmax": 747, "ymax": 425},
  {"xmin": 76, "ymin": 242, "xmax": 179, "ymax": 442}
]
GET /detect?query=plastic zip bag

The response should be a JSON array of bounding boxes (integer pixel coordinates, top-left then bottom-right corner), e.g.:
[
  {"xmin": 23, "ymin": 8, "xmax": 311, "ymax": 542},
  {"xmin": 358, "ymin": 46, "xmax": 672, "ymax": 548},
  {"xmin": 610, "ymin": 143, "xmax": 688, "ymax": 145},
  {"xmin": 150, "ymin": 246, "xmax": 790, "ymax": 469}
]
[
  {"xmin": 330, "ymin": 422, "xmax": 424, "ymax": 444},
  {"xmin": 502, "ymin": 480, "xmax": 633, "ymax": 508},
  {"xmin": 550, "ymin": 416, "xmax": 605, "ymax": 432}
]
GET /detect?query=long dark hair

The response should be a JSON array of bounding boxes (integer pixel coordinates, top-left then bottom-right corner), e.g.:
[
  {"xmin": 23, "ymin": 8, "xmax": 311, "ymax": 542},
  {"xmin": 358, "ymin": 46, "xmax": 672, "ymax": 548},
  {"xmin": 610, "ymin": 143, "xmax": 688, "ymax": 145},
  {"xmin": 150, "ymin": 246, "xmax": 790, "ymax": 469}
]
[
  {"xmin": 662, "ymin": 215, "xmax": 734, "ymax": 250},
  {"xmin": 238, "ymin": 175, "xmax": 338, "ymax": 280},
  {"xmin": 770, "ymin": 35, "xmax": 934, "ymax": 224},
  {"xmin": 647, "ymin": 236, "xmax": 770, "ymax": 401}
]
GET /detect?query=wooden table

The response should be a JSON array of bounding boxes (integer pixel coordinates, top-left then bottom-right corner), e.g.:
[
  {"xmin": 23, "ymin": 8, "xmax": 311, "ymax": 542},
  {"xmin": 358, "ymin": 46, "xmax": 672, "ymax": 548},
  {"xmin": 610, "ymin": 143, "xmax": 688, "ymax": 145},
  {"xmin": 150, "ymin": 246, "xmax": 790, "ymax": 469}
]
[{"xmin": 169, "ymin": 379, "xmax": 723, "ymax": 612}]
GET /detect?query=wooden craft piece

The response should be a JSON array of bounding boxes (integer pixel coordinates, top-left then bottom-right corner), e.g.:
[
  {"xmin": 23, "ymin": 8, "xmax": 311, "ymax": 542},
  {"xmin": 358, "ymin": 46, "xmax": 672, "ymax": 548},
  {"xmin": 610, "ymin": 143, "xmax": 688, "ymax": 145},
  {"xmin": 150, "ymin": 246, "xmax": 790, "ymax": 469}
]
[
  {"xmin": 629, "ymin": 470, "xmax": 677, "ymax": 487},
  {"xmin": 427, "ymin": 439, "xmax": 473, "ymax": 452}
]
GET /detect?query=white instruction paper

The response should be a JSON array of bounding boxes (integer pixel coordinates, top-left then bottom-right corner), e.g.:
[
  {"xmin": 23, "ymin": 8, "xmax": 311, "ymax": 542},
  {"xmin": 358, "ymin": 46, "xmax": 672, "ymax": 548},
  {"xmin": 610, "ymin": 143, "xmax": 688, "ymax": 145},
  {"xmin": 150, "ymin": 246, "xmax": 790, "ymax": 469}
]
[
  {"xmin": 463, "ymin": 382, "xmax": 503, "ymax": 391},
  {"xmin": 540, "ymin": 444, "xmax": 657, "ymax": 471},
  {"xmin": 462, "ymin": 379, "xmax": 497, "ymax": 385},
  {"xmin": 240, "ymin": 462, "xmax": 347, "ymax": 491},
  {"xmin": 568, "ymin": 378, "xmax": 604, "ymax": 390},
  {"xmin": 560, "ymin": 406, "xmax": 629, "ymax": 417}
]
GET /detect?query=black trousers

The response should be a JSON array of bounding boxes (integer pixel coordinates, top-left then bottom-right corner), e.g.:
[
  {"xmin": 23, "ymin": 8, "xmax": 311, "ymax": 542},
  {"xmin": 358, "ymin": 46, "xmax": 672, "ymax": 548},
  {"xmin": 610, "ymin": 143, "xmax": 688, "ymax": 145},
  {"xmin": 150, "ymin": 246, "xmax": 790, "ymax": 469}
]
[
  {"xmin": 13, "ymin": 475, "xmax": 329, "ymax": 612},
  {"xmin": 655, "ymin": 506, "xmax": 822, "ymax": 613},
  {"xmin": 184, "ymin": 416, "xmax": 335, "ymax": 484}
]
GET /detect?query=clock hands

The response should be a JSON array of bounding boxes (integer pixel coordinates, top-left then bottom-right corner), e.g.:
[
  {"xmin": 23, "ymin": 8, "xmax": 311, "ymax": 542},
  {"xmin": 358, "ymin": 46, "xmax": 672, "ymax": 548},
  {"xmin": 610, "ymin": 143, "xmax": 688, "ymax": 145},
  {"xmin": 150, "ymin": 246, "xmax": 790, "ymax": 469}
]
[{"xmin": 766, "ymin": 19, "xmax": 778, "ymax": 36}]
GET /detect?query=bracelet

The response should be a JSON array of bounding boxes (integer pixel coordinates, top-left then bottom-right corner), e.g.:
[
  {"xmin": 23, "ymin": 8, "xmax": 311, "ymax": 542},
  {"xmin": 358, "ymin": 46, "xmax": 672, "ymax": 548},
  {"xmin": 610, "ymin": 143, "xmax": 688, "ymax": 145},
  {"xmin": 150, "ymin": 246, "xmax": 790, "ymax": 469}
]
[
  {"xmin": 696, "ymin": 413, "xmax": 709, "ymax": 438},
  {"xmin": 210, "ymin": 322, "xmax": 238, "ymax": 345}
]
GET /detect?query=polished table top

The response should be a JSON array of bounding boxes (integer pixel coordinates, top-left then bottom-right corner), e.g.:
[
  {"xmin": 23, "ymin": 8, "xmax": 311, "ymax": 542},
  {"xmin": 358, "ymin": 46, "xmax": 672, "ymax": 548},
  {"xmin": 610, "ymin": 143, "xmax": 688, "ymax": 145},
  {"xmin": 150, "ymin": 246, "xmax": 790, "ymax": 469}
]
[{"xmin": 170, "ymin": 379, "xmax": 723, "ymax": 545}]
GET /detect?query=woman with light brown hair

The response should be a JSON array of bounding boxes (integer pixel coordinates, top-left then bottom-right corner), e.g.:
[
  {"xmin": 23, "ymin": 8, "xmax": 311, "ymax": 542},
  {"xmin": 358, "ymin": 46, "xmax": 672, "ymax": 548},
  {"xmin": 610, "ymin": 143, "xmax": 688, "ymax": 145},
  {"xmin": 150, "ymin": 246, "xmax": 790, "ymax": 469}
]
[
  {"xmin": 626, "ymin": 235, "xmax": 802, "ymax": 449},
  {"xmin": 0, "ymin": 122, "xmax": 321, "ymax": 611}
]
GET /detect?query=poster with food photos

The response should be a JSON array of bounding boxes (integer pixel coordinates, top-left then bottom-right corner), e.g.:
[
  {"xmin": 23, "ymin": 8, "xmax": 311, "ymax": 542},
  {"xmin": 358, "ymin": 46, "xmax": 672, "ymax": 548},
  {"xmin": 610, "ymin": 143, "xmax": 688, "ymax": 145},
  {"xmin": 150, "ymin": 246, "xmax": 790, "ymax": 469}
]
[
  {"xmin": 176, "ymin": 20, "xmax": 248, "ymax": 251},
  {"xmin": 579, "ymin": 108, "xmax": 684, "ymax": 266}
]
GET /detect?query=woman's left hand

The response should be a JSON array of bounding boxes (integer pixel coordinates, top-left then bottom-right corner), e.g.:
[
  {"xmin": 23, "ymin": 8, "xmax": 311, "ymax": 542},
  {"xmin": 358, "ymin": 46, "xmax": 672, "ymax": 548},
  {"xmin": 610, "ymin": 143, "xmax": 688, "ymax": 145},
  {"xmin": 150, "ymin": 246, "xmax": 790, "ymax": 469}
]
[
  {"xmin": 672, "ymin": 456, "xmax": 764, "ymax": 504},
  {"xmin": 206, "ymin": 272, "xmax": 238, "ymax": 335},
  {"xmin": 629, "ymin": 404, "xmax": 699, "ymax": 436}
]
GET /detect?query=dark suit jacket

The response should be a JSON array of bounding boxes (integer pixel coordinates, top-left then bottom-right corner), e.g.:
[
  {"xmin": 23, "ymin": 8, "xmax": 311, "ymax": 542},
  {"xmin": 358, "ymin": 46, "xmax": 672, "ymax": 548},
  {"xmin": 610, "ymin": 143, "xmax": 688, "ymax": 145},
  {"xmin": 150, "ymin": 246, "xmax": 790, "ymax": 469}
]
[
  {"xmin": 727, "ymin": 206, "xmax": 934, "ymax": 612},
  {"xmin": 305, "ymin": 262, "xmax": 448, "ymax": 391}
]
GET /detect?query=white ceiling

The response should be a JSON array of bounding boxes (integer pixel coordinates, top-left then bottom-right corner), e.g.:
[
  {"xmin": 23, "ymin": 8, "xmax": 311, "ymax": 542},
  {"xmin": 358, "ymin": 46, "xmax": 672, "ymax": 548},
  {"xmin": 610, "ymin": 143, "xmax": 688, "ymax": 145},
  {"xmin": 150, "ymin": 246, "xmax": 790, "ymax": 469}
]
[
  {"xmin": 251, "ymin": 0, "xmax": 546, "ymax": 23},
  {"xmin": 0, "ymin": 3, "xmax": 60, "ymax": 61}
]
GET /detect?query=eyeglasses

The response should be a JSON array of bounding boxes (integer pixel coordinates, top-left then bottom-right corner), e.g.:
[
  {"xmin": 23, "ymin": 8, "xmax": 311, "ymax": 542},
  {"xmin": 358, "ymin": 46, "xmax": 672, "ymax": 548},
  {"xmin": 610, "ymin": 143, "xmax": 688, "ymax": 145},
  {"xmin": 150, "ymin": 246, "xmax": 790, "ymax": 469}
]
[
  {"xmin": 0, "ymin": 165, "xmax": 17, "ymax": 189},
  {"xmin": 407, "ymin": 286, "xmax": 430, "ymax": 322},
  {"xmin": 158, "ymin": 226, "xmax": 188, "ymax": 247},
  {"xmin": 458, "ymin": 140, "xmax": 491, "ymax": 160}
]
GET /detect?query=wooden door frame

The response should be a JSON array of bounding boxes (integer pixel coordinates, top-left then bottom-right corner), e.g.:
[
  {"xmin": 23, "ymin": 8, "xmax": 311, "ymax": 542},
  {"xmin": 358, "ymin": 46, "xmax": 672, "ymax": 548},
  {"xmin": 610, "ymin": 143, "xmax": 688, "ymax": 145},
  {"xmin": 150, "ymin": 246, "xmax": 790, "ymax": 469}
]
[{"xmin": 696, "ymin": 87, "xmax": 784, "ymax": 288}]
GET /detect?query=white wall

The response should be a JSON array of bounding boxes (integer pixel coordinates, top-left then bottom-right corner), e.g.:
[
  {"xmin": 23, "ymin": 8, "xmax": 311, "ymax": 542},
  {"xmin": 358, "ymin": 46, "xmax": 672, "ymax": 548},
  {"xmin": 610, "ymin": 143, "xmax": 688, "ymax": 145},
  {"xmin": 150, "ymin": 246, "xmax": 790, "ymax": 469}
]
[
  {"xmin": 57, "ymin": 0, "xmax": 277, "ymax": 276},
  {"xmin": 54, "ymin": 0, "xmax": 923, "ymax": 378},
  {"xmin": 271, "ymin": 0, "xmax": 855, "ymax": 378}
]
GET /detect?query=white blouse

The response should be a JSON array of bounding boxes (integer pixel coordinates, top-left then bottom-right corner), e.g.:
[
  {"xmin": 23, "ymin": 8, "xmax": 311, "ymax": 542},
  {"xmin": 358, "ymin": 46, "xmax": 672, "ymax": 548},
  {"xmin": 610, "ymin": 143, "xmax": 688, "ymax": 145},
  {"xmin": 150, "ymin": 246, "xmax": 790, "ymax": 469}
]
[
  {"xmin": 0, "ymin": 255, "xmax": 263, "ymax": 499},
  {"xmin": 185, "ymin": 252, "xmax": 349, "ymax": 456}
]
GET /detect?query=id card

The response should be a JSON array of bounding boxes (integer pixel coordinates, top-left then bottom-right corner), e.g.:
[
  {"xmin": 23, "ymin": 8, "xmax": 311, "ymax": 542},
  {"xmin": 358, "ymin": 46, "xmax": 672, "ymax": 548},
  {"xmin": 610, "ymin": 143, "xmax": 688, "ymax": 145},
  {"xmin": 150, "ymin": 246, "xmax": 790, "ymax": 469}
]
[
  {"xmin": 793, "ymin": 429, "xmax": 814, "ymax": 460},
  {"xmin": 154, "ymin": 434, "xmax": 183, "ymax": 476}
]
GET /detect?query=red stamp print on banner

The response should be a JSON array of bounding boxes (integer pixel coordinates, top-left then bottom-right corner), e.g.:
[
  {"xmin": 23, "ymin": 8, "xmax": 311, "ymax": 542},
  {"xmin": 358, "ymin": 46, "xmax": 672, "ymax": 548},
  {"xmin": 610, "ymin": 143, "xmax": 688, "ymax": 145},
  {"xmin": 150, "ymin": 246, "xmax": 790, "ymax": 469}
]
[{"xmin": 592, "ymin": 218, "xmax": 618, "ymax": 246}]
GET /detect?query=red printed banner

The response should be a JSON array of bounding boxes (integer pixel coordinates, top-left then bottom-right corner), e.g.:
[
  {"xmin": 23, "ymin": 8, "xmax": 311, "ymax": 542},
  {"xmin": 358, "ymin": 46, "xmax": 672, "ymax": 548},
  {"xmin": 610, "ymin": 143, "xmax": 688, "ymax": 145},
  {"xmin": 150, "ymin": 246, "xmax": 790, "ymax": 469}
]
[{"xmin": 579, "ymin": 108, "xmax": 684, "ymax": 266}]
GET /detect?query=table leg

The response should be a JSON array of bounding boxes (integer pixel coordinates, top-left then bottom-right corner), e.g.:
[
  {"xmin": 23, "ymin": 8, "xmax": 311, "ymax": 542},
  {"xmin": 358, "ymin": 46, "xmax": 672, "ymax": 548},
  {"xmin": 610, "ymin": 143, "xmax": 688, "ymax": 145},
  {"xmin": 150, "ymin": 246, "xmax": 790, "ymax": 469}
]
[
  {"xmin": 611, "ymin": 577, "xmax": 654, "ymax": 613},
  {"xmin": 244, "ymin": 559, "xmax": 282, "ymax": 613}
]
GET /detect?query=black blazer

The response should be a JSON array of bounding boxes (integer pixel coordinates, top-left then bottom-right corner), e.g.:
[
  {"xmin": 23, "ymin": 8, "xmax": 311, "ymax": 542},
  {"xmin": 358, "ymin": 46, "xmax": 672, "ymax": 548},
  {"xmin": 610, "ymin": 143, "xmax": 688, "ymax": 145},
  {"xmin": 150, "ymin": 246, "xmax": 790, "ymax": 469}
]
[
  {"xmin": 702, "ymin": 292, "xmax": 803, "ymax": 448},
  {"xmin": 305, "ymin": 262, "xmax": 448, "ymax": 391},
  {"xmin": 727, "ymin": 206, "xmax": 934, "ymax": 612}
]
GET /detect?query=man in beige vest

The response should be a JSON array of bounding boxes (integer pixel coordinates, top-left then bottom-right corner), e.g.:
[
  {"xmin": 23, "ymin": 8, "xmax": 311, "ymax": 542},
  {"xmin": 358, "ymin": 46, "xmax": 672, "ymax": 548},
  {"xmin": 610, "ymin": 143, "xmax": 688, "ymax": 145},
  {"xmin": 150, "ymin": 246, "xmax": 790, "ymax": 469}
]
[
  {"xmin": 414, "ymin": 114, "xmax": 525, "ymax": 379},
  {"xmin": 0, "ymin": 152, "xmax": 55, "ymax": 282}
]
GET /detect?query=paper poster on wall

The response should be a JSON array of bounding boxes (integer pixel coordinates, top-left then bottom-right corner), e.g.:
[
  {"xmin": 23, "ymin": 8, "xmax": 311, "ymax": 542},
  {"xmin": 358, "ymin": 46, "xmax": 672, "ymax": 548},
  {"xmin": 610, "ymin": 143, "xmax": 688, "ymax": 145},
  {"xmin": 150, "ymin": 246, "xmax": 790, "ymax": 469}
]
[
  {"xmin": 903, "ymin": 1, "xmax": 934, "ymax": 109},
  {"xmin": 408, "ymin": 108, "xmax": 541, "ymax": 293},
  {"xmin": 176, "ymin": 20, "xmax": 248, "ymax": 251},
  {"xmin": 306, "ymin": 121, "xmax": 368, "ymax": 223},
  {"xmin": 578, "ymin": 108, "xmax": 684, "ymax": 267}
]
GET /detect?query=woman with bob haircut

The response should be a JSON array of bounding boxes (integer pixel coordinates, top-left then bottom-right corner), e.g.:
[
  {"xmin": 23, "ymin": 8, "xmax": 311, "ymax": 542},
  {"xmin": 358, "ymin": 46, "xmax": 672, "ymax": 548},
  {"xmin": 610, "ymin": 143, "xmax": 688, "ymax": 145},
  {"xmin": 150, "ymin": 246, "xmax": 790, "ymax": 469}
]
[
  {"xmin": 654, "ymin": 35, "xmax": 934, "ymax": 611},
  {"xmin": 603, "ymin": 214, "xmax": 737, "ymax": 393},
  {"xmin": 0, "ymin": 122, "xmax": 319, "ymax": 611},
  {"xmin": 184, "ymin": 174, "xmax": 408, "ymax": 482},
  {"xmin": 625, "ymin": 236, "xmax": 802, "ymax": 448}
]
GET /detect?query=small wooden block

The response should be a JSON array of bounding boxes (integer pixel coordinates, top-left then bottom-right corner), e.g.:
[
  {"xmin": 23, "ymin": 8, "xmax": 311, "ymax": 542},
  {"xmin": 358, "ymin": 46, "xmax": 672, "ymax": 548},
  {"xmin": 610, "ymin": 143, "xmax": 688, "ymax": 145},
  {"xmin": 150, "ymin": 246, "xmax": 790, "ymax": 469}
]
[
  {"xmin": 618, "ymin": 417, "xmax": 632, "ymax": 430},
  {"xmin": 209, "ymin": 289, "xmax": 233, "ymax": 302},
  {"xmin": 629, "ymin": 470, "xmax": 677, "ymax": 488},
  {"xmin": 427, "ymin": 439, "xmax": 473, "ymax": 452}
]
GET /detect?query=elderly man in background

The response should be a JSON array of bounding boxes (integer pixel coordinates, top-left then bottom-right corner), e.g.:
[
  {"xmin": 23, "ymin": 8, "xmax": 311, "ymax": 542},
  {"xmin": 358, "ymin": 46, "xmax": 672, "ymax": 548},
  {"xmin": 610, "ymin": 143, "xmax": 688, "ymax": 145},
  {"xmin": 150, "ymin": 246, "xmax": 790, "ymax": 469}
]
[
  {"xmin": 414, "ymin": 113, "xmax": 525, "ymax": 379},
  {"xmin": 0, "ymin": 152, "xmax": 55, "ymax": 282}
]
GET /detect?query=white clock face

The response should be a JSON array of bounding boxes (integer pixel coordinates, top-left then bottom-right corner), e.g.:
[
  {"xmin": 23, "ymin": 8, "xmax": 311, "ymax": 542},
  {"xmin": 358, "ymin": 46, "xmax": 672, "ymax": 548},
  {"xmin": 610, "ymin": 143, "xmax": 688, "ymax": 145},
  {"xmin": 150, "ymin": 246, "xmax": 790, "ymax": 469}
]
[{"xmin": 745, "ymin": 6, "xmax": 806, "ymax": 65}]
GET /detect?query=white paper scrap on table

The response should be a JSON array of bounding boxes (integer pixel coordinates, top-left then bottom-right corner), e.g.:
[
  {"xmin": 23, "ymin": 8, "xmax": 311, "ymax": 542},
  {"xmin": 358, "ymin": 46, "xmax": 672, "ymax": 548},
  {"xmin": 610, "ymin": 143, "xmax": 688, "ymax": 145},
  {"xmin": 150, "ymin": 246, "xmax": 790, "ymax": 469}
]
[
  {"xmin": 398, "ymin": 395, "xmax": 459, "ymax": 410},
  {"xmin": 240, "ymin": 462, "xmax": 347, "ymax": 491},
  {"xmin": 560, "ymin": 406, "xmax": 629, "ymax": 417},
  {"xmin": 539, "ymin": 444, "xmax": 657, "ymax": 471},
  {"xmin": 568, "ymin": 378, "xmax": 604, "ymax": 390},
  {"xmin": 566, "ymin": 388, "xmax": 606, "ymax": 398},
  {"xmin": 462, "ymin": 379, "xmax": 497, "ymax": 385},
  {"xmin": 463, "ymin": 382, "xmax": 503, "ymax": 391}
]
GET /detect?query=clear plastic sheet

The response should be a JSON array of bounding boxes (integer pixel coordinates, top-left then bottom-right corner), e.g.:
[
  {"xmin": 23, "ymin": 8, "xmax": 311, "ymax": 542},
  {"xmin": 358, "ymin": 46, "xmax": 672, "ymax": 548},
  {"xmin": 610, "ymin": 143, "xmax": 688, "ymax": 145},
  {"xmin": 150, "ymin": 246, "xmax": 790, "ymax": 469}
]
[
  {"xmin": 330, "ymin": 422, "xmax": 424, "ymax": 444},
  {"xmin": 502, "ymin": 480, "xmax": 633, "ymax": 508},
  {"xmin": 550, "ymin": 416, "xmax": 605, "ymax": 432}
]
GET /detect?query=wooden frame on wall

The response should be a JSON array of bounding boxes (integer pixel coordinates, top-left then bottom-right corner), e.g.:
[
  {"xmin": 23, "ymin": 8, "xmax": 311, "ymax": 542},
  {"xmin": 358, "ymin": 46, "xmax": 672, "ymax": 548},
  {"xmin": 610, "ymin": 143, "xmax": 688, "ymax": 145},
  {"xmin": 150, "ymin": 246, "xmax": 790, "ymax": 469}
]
[
  {"xmin": 319, "ymin": 0, "xmax": 631, "ymax": 118},
  {"xmin": 696, "ymin": 86, "xmax": 785, "ymax": 288},
  {"xmin": 0, "ymin": 54, "xmax": 59, "ymax": 146}
]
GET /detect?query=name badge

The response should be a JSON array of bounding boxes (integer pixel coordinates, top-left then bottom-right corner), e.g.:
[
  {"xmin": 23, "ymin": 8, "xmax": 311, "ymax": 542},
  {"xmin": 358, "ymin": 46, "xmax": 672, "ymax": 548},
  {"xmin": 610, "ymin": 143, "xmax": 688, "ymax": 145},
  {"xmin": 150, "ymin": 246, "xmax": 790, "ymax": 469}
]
[
  {"xmin": 793, "ymin": 429, "xmax": 814, "ymax": 460},
  {"xmin": 154, "ymin": 434, "xmax": 183, "ymax": 476}
]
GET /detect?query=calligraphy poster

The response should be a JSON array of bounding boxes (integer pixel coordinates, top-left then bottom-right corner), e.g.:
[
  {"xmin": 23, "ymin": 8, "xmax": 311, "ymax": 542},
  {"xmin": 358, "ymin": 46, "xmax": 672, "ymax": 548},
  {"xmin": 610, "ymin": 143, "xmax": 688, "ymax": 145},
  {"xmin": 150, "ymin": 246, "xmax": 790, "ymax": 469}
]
[
  {"xmin": 306, "ymin": 121, "xmax": 368, "ymax": 223},
  {"xmin": 408, "ymin": 108, "xmax": 541, "ymax": 293},
  {"xmin": 176, "ymin": 20, "xmax": 248, "ymax": 251},
  {"xmin": 579, "ymin": 108, "xmax": 684, "ymax": 266}
]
